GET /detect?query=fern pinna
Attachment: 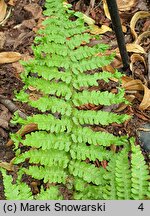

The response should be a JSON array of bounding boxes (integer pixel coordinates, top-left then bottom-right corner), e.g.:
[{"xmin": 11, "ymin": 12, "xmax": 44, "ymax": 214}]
[{"xmin": 1, "ymin": 0, "xmax": 150, "ymax": 200}]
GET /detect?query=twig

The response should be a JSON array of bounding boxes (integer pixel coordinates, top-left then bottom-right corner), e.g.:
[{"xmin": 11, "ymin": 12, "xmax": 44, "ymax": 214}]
[
  {"xmin": 85, "ymin": 0, "xmax": 95, "ymax": 16},
  {"xmin": 138, "ymin": 128, "xmax": 150, "ymax": 132},
  {"xmin": 0, "ymin": 95, "xmax": 27, "ymax": 119}
]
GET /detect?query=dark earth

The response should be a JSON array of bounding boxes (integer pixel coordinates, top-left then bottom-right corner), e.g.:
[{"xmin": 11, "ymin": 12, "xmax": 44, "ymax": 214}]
[{"xmin": 0, "ymin": 0, "xmax": 150, "ymax": 199}]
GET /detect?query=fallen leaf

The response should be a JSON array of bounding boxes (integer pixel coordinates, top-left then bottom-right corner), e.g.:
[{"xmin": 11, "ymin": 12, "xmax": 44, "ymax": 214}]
[
  {"xmin": 12, "ymin": 61, "xmax": 24, "ymax": 74},
  {"xmin": 102, "ymin": 65, "xmax": 116, "ymax": 74},
  {"xmin": 21, "ymin": 19, "xmax": 36, "ymax": 30},
  {"xmin": 139, "ymin": 85, "xmax": 150, "ymax": 110},
  {"xmin": 28, "ymin": 86, "xmax": 37, "ymax": 91},
  {"xmin": 130, "ymin": 53, "xmax": 147, "ymax": 72},
  {"xmin": 12, "ymin": 54, "xmax": 32, "ymax": 74},
  {"xmin": 122, "ymin": 79, "xmax": 144, "ymax": 91},
  {"xmin": 6, "ymin": 123, "xmax": 38, "ymax": 146},
  {"xmin": 126, "ymin": 43, "xmax": 146, "ymax": 54},
  {"xmin": 115, "ymin": 43, "xmax": 146, "ymax": 54},
  {"xmin": 116, "ymin": 0, "xmax": 137, "ymax": 11},
  {"xmin": 8, "ymin": 0, "xmax": 15, "ymax": 6},
  {"xmin": 24, "ymin": 3, "xmax": 42, "ymax": 20},
  {"xmin": 130, "ymin": 11, "xmax": 150, "ymax": 40},
  {"xmin": 90, "ymin": 24, "xmax": 112, "ymax": 35},
  {"xmin": 122, "ymin": 77, "xmax": 150, "ymax": 110},
  {"xmin": 135, "ymin": 31, "xmax": 150, "ymax": 45},
  {"xmin": 111, "ymin": 53, "xmax": 123, "ymax": 68},
  {"xmin": 115, "ymin": 95, "xmax": 135, "ymax": 112},
  {"xmin": 102, "ymin": 0, "xmax": 111, "ymax": 19},
  {"xmin": 0, "ymin": 162, "xmax": 15, "ymax": 171},
  {"xmin": 29, "ymin": 93, "xmax": 41, "ymax": 101},
  {"xmin": 13, "ymin": 31, "xmax": 34, "ymax": 49},
  {"xmin": 82, "ymin": 14, "xmax": 95, "ymax": 25},
  {"xmin": 0, "ymin": 52, "xmax": 21, "ymax": 64},
  {"xmin": 0, "ymin": 0, "xmax": 7, "ymax": 22}
]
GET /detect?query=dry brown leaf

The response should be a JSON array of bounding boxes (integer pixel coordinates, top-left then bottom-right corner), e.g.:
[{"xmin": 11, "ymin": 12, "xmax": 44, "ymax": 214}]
[
  {"xmin": 102, "ymin": 65, "xmax": 116, "ymax": 74},
  {"xmin": 0, "ymin": 0, "xmax": 7, "ymax": 22},
  {"xmin": 29, "ymin": 93, "xmax": 41, "ymax": 101},
  {"xmin": 103, "ymin": 0, "xmax": 137, "ymax": 15},
  {"xmin": 8, "ymin": 0, "xmax": 15, "ymax": 6},
  {"xmin": 115, "ymin": 95, "xmax": 135, "ymax": 112},
  {"xmin": 130, "ymin": 53, "xmax": 147, "ymax": 72},
  {"xmin": 135, "ymin": 31, "xmax": 150, "ymax": 45},
  {"xmin": 111, "ymin": 53, "xmax": 123, "ymax": 68},
  {"xmin": 130, "ymin": 11, "xmax": 150, "ymax": 40},
  {"xmin": 116, "ymin": 0, "xmax": 137, "ymax": 11},
  {"xmin": 83, "ymin": 14, "xmax": 95, "ymax": 25},
  {"xmin": 0, "ymin": 162, "xmax": 15, "ymax": 171},
  {"xmin": 122, "ymin": 79, "xmax": 144, "ymax": 91},
  {"xmin": 126, "ymin": 44, "xmax": 146, "ymax": 54},
  {"xmin": 90, "ymin": 24, "xmax": 112, "ymax": 35},
  {"xmin": 115, "ymin": 43, "xmax": 146, "ymax": 54},
  {"xmin": 24, "ymin": 3, "xmax": 42, "ymax": 20},
  {"xmin": 122, "ymin": 77, "xmax": 150, "ymax": 110},
  {"xmin": 28, "ymin": 86, "xmax": 37, "ymax": 91},
  {"xmin": 0, "ymin": 52, "xmax": 21, "ymax": 64},
  {"xmin": 7, "ymin": 123, "xmax": 38, "ymax": 146},
  {"xmin": 102, "ymin": 0, "xmax": 111, "ymax": 19},
  {"xmin": 122, "ymin": 76, "xmax": 134, "ymax": 85},
  {"xmin": 139, "ymin": 85, "xmax": 150, "ymax": 110}
]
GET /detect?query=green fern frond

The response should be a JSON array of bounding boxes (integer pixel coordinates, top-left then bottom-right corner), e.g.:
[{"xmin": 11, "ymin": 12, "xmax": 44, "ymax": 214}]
[
  {"xmin": 115, "ymin": 148, "xmax": 132, "ymax": 199},
  {"xmin": 72, "ymin": 127, "xmax": 128, "ymax": 146},
  {"xmin": 73, "ymin": 70, "xmax": 122, "ymax": 89},
  {"xmin": 14, "ymin": 149, "xmax": 70, "ymax": 168},
  {"xmin": 16, "ymin": 91, "xmax": 72, "ymax": 115},
  {"xmin": 70, "ymin": 143, "xmax": 113, "ymax": 161},
  {"xmin": 73, "ymin": 88, "xmax": 128, "ymax": 106},
  {"xmin": 25, "ymin": 77, "xmax": 72, "ymax": 100},
  {"xmin": 72, "ymin": 55, "xmax": 114, "ymax": 74},
  {"xmin": 12, "ymin": 114, "xmax": 72, "ymax": 133},
  {"xmin": 21, "ymin": 131, "xmax": 72, "ymax": 152},
  {"xmin": 73, "ymin": 110, "xmax": 130, "ymax": 125},
  {"xmin": 24, "ymin": 166, "xmax": 67, "ymax": 184},
  {"xmin": 130, "ymin": 138, "xmax": 150, "ymax": 200},
  {"xmin": 1, "ymin": 169, "xmax": 33, "ymax": 200},
  {"xmin": 36, "ymin": 186, "xmax": 63, "ymax": 200},
  {"xmin": 103, "ymin": 156, "xmax": 118, "ymax": 200},
  {"xmin": 69, "ymin": 160, "xmax": 105, "ymax": 185},
  {"xmin": 74, "ymin": 178, "xmax": 103, "ymax": 199},
  {"xmin": 69, "ymin": 44, "xmax": 108, "ymax": 61},
  {"xmin": 29, "ymin": 65, "xmax": 72, "ymax": 83}
]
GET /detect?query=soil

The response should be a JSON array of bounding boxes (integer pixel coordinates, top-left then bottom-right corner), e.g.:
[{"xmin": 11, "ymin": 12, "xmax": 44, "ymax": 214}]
[{"xmin": 0, "ymin": 0, "xmax": 150, "ymax": 200}]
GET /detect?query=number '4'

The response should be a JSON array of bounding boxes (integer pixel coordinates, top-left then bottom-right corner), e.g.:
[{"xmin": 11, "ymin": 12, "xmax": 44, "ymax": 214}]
[{"xmin": 138, "ymin": 203, "xmax": 144, "ymax": 211}]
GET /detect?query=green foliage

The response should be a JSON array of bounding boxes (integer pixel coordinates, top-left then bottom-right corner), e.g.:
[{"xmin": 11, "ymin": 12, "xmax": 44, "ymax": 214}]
[
  {"xmin": 0, "ymin": 169, "xmax": 33, "ymax": 200},
  {"xmin": 35, "ymin": 186, "xmax": 63, "ymax": 200},
  {"xmin": 130, "ymin": 138, "xmax": 150, "ymax": 199},
  {"xmin": 1, "ymin": 0, "xmax": 149, "ymax": 200}
]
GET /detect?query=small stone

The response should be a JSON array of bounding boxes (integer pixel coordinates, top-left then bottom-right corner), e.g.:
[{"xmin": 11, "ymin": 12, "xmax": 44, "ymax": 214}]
[{"xmin": 137, "ymin": 123, "xmax": 150, "ymax": 152}]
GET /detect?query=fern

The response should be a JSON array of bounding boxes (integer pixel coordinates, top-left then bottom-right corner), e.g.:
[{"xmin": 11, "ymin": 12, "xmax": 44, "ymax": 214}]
[
  {"xmin": 130, "ymin": 138, "xmax": 150, "ymax": 200},
  {"xmin": 35, "ymin": 186, "xmax": 63, "ymax": 200},
  {"xmin": 1, "ymin": 0, "xmax": 150, "ymax": 200},
  {"xmin": 0, "ymin": 169, "xmax": 33, "ymax": 200}
]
